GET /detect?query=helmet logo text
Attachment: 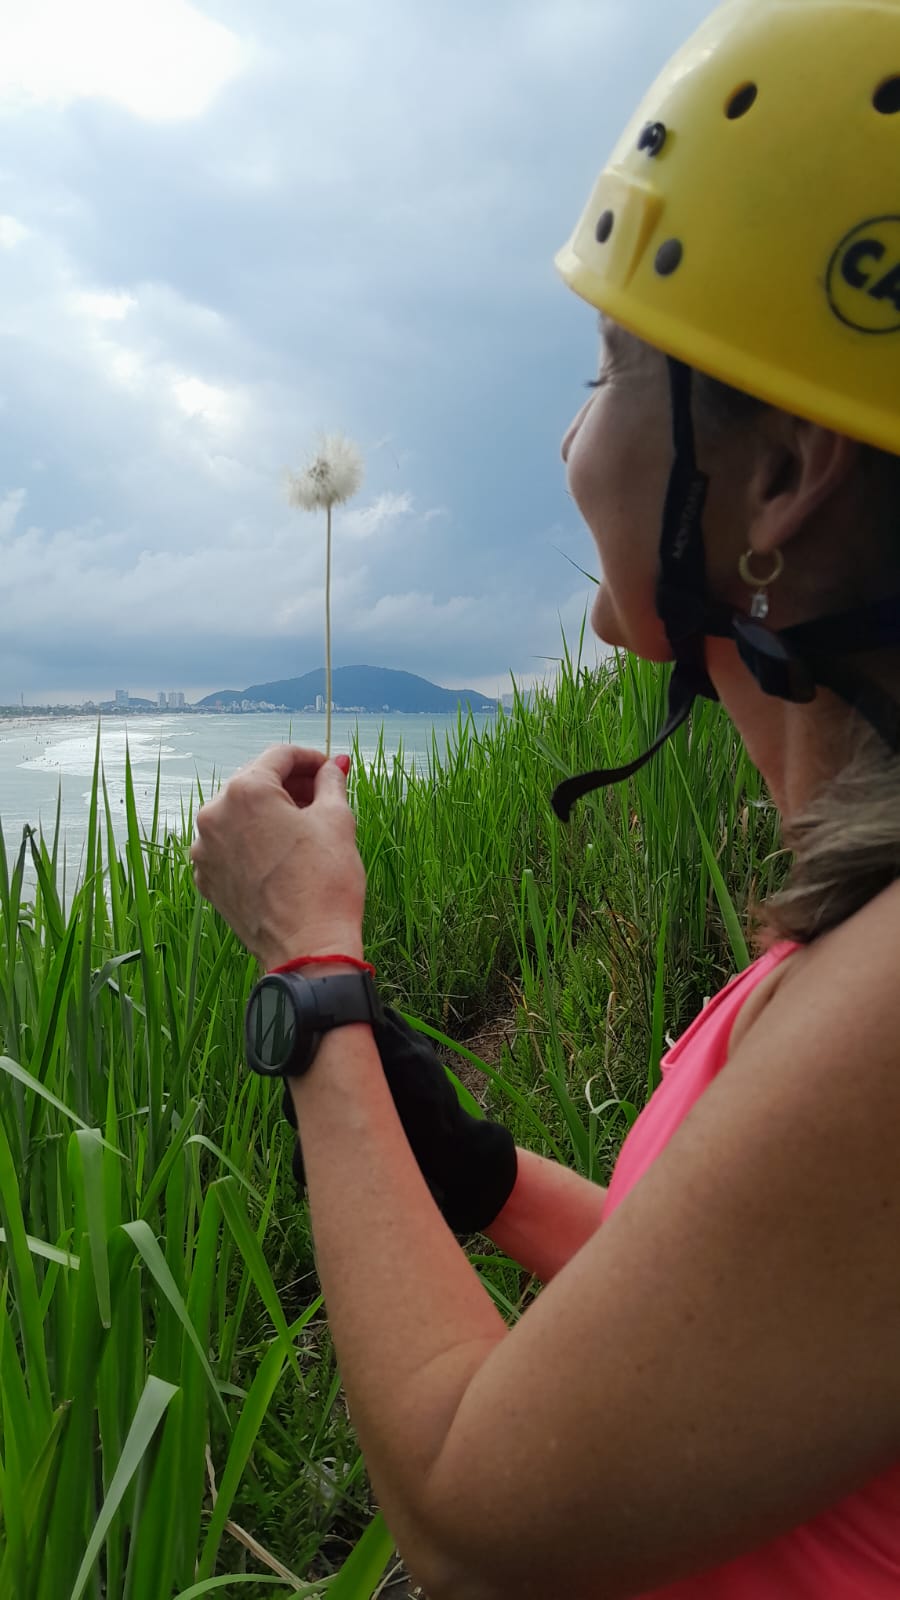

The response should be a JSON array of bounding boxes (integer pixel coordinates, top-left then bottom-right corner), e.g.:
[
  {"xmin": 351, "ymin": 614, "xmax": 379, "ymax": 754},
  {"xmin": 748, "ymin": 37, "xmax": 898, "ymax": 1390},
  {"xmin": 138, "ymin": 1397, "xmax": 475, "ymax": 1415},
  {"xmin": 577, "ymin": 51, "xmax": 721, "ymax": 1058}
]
[{"xmin": 827, "ymin": 217, "xmax": 900, "ymax": 334}]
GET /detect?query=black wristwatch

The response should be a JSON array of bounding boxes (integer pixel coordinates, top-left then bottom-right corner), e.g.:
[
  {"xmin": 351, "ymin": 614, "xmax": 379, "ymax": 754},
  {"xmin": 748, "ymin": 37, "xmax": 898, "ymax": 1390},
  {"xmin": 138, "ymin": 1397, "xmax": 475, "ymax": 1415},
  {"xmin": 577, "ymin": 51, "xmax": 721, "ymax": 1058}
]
[{"xmin": 245, "ymin": 971, "xmax": 384, "ymax": 1078}]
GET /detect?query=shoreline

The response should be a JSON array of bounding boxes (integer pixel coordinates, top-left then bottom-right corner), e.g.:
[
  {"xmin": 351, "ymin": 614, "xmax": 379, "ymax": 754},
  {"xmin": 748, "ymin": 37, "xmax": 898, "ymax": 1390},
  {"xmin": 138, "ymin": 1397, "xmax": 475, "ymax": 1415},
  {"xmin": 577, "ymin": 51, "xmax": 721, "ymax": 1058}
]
[{"xmin": 0, "ymin": 706, "xmax": 498, "ymax": 727}]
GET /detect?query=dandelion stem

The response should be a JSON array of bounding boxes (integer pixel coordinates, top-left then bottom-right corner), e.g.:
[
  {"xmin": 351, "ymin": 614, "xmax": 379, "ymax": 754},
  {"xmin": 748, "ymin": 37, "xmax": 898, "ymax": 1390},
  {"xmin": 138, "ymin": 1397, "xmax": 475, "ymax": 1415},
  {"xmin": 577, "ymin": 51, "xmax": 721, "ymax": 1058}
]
[
  {"xmin": 286, "ymin": 434, "xmax": 362, "ymax": 751},
  {"xmin": 325, "ymin": 502, "xmax": 333, "ymax": 757}
]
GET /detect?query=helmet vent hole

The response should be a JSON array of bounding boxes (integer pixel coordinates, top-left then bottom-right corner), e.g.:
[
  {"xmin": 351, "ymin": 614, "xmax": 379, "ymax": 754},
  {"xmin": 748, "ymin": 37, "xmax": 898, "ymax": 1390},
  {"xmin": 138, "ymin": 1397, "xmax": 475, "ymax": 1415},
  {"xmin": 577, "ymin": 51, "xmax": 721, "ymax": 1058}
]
[
  {"xmin": 655, "ymin": 239, "xmax": 683, "ymax": 277},
  {"xmin": 874, "ymin": 76, "xmax": 900, "ymax": 115},
  {"xmin": 726, "ymin": 83, "xmax": 758, "ymax": 119},
  {"xmin": 637, "ymin": 121, "xmax": 668, "ymax": 157},
  {"xmin": 595, "ymin": 210, "xmax": 615, "ymax": 244}
]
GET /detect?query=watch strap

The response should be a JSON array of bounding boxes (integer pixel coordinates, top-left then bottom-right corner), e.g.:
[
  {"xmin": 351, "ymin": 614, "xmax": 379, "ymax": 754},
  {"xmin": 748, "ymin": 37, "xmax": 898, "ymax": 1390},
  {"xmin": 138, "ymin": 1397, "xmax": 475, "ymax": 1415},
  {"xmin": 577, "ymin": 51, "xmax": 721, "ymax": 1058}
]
[{"xmin": 294, "ymin": 971, "xmax": 384, "ymax": 1032}]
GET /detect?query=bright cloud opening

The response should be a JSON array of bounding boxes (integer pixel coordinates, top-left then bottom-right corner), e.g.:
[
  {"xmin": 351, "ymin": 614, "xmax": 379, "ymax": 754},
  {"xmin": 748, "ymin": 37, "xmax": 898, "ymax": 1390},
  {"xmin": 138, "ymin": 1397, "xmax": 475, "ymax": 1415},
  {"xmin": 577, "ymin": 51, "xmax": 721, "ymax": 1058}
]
[
  {"xmin": 72, "ymin": 290, "xmax": 137, "ymax": 322},
  {"xmin": 0, "ymin": 0, "xmax": 244, "ymax": 122},
  {"xmin": 0, "ymin": 488, "xmax": 26, "ymax": 538},
  {"xmin": 0, "ymin": 215, "xmax": 29, "ymax": 249},
  {"xmin": 172, "ymin": 375, "xmax": 236, "ymax": 428}
]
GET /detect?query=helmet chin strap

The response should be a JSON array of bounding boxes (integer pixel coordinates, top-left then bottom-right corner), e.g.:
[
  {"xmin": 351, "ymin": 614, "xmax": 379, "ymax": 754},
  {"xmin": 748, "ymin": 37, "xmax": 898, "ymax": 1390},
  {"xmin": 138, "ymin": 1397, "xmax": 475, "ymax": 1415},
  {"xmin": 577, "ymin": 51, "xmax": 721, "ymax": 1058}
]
[
  {"xmin": 552, "ymin": 358, "xmax": 900, "ymax": 824},
  {"xmin": 553, "ymin": 359, "xmax": 719, "ymax": 822}
]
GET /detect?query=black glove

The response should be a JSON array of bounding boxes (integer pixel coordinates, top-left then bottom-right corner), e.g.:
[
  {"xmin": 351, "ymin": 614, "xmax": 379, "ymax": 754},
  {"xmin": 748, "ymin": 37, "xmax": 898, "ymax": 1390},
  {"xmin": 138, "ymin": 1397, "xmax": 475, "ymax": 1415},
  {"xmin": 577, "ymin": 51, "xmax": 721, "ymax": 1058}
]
[{"xmin": 280, "ymin": 1005, "xmax": 517, "ymax": 1236}]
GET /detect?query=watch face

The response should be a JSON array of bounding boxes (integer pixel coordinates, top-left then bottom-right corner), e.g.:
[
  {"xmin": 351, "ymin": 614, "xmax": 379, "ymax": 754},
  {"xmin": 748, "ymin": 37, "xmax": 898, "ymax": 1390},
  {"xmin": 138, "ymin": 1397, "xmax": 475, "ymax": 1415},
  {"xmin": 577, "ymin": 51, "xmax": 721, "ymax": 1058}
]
[
  {"xmin": 247, "ymin": 978, "xmax": 297, "ymax": 1075},
  {"xmin": 245, "ymin": 970, "xmax": 378, "ymax": 1077}
]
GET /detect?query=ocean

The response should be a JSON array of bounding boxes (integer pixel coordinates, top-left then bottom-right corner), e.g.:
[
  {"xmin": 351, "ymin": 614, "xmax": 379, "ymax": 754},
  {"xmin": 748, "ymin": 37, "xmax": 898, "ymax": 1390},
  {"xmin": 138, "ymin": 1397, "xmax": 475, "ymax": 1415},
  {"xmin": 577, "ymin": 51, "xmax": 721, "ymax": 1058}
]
[{"xmin": 0, "ymin": 710, "xmax": 494, "ymax": 874}]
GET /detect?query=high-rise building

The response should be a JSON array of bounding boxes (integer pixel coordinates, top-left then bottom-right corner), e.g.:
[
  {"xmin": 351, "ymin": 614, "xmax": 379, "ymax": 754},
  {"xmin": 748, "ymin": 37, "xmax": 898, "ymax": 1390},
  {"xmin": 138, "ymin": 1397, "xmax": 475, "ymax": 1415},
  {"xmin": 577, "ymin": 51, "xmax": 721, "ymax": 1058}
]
[
  {"xmin": 158, "ymin": 692, "xmax": 167, "ymax": 709},
  {"xmin": 114, "ymin": 689, "xmax": 129, "ymax": 708},
  {"xmin": 315, "ymin": 694, "xmax": 324, "ymax": 713},
  {"xmin": 174, "ymin": 691, "xmax": 185, "ymax": 709}
]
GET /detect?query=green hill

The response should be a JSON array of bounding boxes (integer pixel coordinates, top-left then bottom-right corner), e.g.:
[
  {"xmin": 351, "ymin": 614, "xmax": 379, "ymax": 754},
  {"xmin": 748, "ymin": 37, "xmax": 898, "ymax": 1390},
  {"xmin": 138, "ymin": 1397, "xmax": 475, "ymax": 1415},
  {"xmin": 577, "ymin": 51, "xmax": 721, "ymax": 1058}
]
[{"xmin": 197, "ymin": 665, "xmax": 495, "ymax": 714}]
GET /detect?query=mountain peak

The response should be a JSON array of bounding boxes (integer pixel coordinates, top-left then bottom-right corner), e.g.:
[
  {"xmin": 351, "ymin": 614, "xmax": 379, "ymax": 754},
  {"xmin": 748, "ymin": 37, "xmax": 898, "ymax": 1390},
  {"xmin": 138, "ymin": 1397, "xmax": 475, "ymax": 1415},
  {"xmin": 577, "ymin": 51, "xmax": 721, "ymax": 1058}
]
[{"xmin": 197, "ymin": 665, "xmax": 495, "ymax": 714}]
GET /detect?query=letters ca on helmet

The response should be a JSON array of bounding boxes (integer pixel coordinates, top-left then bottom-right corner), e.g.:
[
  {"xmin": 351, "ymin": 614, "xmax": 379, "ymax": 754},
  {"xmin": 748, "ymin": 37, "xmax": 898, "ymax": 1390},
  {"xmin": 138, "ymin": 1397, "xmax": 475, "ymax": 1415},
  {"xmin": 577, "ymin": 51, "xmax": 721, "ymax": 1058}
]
[{"xmin": 827, "ymin": 216, "xmax": 900, "ymax": 334}]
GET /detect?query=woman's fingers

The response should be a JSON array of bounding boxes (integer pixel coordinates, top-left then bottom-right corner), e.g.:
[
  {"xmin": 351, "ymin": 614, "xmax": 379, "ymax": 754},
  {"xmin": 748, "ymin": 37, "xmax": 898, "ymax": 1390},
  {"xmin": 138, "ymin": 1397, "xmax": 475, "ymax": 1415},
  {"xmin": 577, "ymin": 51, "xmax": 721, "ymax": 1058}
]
[
  {"xmin": 189, "ymin": 745, "xmax": 365, "ymax": 971},
  {"xmin": 251, "ymin": 745, "xmax": 350, "ymax": 810}
]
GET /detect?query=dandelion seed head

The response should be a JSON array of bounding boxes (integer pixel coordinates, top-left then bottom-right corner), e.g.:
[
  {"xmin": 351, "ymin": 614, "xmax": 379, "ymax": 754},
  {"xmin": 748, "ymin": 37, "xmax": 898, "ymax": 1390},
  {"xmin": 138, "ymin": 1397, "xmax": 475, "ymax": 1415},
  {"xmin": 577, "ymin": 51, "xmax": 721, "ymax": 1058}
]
[{"xmin": 286, "ymin": 432, "xmax": 364, "ymax": 511}]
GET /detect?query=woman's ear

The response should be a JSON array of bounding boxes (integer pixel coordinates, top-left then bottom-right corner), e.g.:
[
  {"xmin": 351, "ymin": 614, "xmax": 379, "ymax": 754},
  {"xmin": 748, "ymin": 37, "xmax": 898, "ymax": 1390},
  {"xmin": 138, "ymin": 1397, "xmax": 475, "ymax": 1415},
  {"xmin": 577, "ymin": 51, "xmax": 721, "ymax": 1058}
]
[{"xmin": 748, "ymin": 418, "xmax": 859, "ymax": 557}]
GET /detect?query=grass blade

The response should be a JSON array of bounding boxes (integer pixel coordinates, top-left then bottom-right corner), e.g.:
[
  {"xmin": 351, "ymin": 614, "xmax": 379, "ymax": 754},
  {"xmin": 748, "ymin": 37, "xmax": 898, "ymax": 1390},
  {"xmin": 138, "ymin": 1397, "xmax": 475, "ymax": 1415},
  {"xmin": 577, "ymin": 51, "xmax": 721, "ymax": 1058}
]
[
  {"xmin": 0, "ymin": 1114, "xmax": 52, "ymax": 1428},
  {"xmin": 173, "ymin": 1579, "xmax": 311, "ymax": 1598},
  {"xmin": 327, "ymin": 1512, "xmax": 396, "ymax": 1600},
  {"xmin": 670, "ymin": 747, "xmax": 750, "ymax": 970},
  {"xmin": 121, "ymin": 1220, "xmax": 228, "ymax": 1424},
  {"xmin": 69, "ymin": 1375, "xmax": 178, "ymax": 1600},
  {"xmin": 0, "ymin": 1054, "xmax": 120, "ymax": 1150},
  {"xmin": 196, "ymin": 1339, "xmax": 289, "ymax": 1580},
  {"xmin": 69, "ymin": 1129, "xmax": 111, "ymax": 1328},
  {"xmin": 215, "ymin": 1181, "xmax": 303, "ymax": 1387}
]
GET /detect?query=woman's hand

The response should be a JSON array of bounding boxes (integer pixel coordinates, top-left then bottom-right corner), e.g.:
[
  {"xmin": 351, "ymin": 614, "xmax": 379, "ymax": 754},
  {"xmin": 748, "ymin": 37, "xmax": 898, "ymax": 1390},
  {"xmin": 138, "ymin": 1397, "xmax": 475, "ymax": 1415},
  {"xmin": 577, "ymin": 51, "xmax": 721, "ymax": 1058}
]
[{"xmin": 190, "ymin": 746, "xmax": 365, "ymax": 972}]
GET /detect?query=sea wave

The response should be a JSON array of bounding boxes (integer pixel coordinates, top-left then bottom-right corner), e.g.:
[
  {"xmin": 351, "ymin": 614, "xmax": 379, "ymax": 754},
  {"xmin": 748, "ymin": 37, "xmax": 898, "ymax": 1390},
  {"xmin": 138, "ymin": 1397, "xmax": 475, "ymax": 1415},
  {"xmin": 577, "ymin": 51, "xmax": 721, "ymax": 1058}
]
[{"xmin": 18, "ymin": 732, "xmax": 182, "ymax": 777}]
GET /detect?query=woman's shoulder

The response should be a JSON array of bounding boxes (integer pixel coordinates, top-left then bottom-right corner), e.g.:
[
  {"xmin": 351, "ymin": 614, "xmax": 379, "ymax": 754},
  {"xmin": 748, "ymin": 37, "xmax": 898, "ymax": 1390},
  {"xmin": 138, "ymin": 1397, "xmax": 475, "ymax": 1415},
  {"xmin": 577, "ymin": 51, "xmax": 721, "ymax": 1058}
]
[
  {"xmin": 726, "ymin": 940, "xmax": 801, "ymax": 1060},
  {"xmin": 731, "ymin": 878, "xmax": 900, "ymax": 1066}
]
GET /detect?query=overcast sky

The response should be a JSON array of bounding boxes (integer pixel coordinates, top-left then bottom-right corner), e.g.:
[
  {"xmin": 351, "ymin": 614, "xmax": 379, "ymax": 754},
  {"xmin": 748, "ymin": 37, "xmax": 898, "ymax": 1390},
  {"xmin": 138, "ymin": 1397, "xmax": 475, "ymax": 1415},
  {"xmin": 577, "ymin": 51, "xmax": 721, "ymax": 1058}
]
[{"xmin": 0, "ymin": 0, "xmax": 710, "ymax": 704}]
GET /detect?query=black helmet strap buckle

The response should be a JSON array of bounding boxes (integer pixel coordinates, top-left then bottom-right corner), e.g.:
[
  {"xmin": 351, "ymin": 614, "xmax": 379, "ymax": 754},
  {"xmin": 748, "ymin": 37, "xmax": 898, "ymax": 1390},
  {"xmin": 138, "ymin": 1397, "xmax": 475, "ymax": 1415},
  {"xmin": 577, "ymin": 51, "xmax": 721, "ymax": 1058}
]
[{"xmin": 732, "ymin": 616, "xmax": 816, "ymax": 703}]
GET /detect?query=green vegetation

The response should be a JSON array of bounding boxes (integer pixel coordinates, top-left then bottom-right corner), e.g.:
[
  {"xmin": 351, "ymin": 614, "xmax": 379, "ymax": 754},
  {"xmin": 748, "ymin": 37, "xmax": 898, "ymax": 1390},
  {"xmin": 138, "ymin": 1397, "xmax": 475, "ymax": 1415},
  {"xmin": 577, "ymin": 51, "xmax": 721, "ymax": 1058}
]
[{"xmin": 0, "ymin": 648, "xmax": 784, "ymax": 1597}]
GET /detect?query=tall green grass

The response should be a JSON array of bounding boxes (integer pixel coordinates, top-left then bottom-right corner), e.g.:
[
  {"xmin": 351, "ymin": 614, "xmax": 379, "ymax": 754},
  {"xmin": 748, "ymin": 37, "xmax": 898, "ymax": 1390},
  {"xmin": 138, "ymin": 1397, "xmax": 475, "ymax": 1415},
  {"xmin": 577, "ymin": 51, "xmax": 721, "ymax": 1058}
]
[{"xmin": 0, "ymin": 650, "xmax": 783, "ymax": 1596}]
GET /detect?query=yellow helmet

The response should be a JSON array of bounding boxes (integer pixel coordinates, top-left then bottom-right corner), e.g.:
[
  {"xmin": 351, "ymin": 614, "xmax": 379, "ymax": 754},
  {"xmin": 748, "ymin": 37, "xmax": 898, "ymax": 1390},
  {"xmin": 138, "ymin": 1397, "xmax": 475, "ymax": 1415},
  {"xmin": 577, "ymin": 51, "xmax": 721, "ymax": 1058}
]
[
  {"xmin": 556, "ymin": 0, "xmax": 900, "ymax": 458},
  {"xmin": 551, "ymin": 0, "xmax": 900, "ymax": 821}
]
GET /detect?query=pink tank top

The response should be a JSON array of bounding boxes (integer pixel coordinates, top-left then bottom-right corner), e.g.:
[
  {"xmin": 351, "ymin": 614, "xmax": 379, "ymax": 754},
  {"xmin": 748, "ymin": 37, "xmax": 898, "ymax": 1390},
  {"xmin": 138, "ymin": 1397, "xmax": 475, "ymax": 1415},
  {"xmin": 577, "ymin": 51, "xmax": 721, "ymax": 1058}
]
[{"xmin": 603, "ymin": 943, "xmax": 900, "ymax": 1599}]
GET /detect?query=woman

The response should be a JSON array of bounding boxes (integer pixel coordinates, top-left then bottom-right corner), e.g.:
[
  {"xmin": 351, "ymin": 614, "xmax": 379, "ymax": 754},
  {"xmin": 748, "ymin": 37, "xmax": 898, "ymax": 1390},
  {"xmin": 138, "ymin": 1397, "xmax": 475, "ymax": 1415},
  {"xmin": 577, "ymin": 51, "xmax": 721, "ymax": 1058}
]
[{"xmin": 191, "ymin": 1, "xmax": 900, "ymax": 1593}]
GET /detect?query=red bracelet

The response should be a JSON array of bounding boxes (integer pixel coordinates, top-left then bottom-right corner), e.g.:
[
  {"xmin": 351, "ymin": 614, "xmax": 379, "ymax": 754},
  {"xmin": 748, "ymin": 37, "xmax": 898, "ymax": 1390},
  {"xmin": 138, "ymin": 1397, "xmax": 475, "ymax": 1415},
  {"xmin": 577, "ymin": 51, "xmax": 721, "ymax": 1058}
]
[{"xmin": 269, "ymin": 954, "xmax": 376, "ymax": 977}]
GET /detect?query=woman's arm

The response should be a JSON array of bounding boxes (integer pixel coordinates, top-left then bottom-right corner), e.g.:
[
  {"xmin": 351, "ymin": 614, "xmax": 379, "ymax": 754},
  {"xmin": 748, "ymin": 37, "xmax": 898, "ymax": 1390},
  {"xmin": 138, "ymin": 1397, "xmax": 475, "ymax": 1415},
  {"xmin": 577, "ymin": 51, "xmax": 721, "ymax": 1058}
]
[
  {"xmin": 484, "ymin": 1148, "xmax": 606, "ymax": 1282},
  {"xmin": 194, "ymin": 751, "xmax": 900, "ymax": 1600}
]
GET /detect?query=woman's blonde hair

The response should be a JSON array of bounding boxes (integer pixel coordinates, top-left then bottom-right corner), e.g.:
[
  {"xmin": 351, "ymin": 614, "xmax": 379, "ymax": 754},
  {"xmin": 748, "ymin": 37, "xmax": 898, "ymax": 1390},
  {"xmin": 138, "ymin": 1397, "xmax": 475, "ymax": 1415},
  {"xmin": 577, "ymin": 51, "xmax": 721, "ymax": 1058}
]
[{"xmin": 765, "ymin": 728, "xmax": 900, "ymax": 943}]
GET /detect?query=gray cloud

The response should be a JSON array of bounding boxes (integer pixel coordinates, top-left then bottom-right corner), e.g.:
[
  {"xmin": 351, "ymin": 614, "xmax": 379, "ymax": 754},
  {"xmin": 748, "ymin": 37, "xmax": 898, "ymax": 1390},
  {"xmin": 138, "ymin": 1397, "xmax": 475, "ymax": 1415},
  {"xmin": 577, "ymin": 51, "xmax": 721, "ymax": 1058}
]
[{"xmin": 0, "ymin": 0, "xmax": 710, "ymax": 703}]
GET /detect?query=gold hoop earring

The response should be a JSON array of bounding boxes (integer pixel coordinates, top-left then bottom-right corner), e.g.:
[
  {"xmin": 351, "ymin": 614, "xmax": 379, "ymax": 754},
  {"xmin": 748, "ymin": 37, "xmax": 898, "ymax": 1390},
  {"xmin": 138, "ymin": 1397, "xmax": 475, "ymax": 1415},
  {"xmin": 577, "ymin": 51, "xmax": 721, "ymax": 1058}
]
[{"xmin": 738, "ymin": 548, "xmax": 784, "ymax": 621}]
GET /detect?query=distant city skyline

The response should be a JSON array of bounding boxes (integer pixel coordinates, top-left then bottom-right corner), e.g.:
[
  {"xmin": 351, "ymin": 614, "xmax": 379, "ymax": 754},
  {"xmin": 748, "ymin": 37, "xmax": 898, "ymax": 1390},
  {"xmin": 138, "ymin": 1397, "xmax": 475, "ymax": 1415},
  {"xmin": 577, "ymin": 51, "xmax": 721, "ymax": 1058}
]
[{"xmin": 7, "ymin": 663, "xmax": 567, "ymax": 710}]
